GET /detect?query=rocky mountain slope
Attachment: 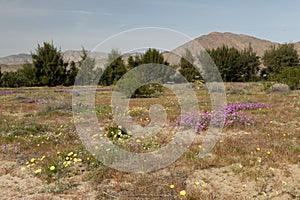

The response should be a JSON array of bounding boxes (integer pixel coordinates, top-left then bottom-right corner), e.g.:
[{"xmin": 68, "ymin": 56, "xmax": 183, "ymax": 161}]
[{"xmin": 1, "ymin": 32, "xmax": 300, "ymax": 71}]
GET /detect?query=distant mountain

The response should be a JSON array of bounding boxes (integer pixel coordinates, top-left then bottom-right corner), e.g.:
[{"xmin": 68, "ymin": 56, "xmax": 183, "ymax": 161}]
[
  {"xmin": 294, "ymin": 42, "xmax": 300, "ymax": 54},
  {"xmin": 1, "ymin": 32, "xmax": 300, "ymax": 71},
  {"xmin": 195, "ymin": 32, "xmax": 278, "ymax": 56},
  {"xmin": 0, "ymin": 53, "xmax": 32, "ymax": 65},
  {"xmin": 164, "ymin": 32, "xmax": 298, "ymax": 65},
  {"xmin": 0, "ymin": 51, "xmax": 108, "ymax": 72}
]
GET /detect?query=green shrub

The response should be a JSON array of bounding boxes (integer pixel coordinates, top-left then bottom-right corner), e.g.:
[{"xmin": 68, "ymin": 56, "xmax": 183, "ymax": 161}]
[
  {"xmin": 105, "ymin": 125, "xmax": 130, "ymax": 139},
  {"xmin": 273, "ymin": 67, "xmax": 300, "ymax": 90}
]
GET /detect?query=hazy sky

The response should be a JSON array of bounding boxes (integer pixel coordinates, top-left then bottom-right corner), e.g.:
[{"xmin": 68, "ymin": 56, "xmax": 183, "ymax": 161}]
[{"xmin": 1, "ymin": 0, "xmax": 300, "ymax": 57}]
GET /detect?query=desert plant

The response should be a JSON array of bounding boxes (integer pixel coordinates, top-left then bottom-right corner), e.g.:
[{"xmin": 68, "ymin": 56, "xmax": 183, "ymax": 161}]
[
  {"xmin": 32, "ymin": 41, "xmax": 68, "ymax": 86},
  {"xmin": 105, "ymin": 125, "xmax": 129, "ymax": 139},
  {"xmin": 267, "ymin": 83, "xmax": 291, "ymax": 93},
  {"xmin": 272, "ymin": 67, "xmax": 300, "ymax": 90}
]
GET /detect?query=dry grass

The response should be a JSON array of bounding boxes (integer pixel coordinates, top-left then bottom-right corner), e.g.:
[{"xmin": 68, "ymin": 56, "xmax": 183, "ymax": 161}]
[{"xmin": 0, "ymin": 82, "xmax": 299, "ymax": 199}]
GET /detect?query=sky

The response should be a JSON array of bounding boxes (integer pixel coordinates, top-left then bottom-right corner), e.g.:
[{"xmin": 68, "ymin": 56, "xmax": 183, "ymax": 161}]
[{"xmin": 1, "ymin": 0, "xmax": 300, "ymax": 57}]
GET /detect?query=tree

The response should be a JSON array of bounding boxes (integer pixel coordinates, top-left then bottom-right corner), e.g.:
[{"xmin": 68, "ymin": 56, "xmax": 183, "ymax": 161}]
[
  {"xmin": 127, "ymin": 55, "xmax": 141, "ymax": 70},
  {"xmin": 237, "ymin": 45, "xmax": 260, "ymax": 81},
  {"xmin": 179, "ymin": 49, "xmax": 202, "ymax": 82},
  {"xmin": 273, "ymin": 67, "xmax": 300, "ymax": 90},
  {"xmin": 142, "ymin": 48, "xmax": 164, "ymax": 64},
  {"xmin": 115, "ymin": 48, "xmax": 172, "ymax": 98},
  {"xmin": 0, "ymin": 63, "xmax": 35, "ymax": 87},
  {"xmin": 99, "ymin": 49, "xmax": 127, "ymax": 86},
  {"xmin": 75, "ymin": 48, "xmax": 100, "ymax": 85},
  {"xmin": 207, "ymin": 45, "xmax": 260, "ymax": 82},
  {"xmin": 18, "ymin": 63, "xmax": 35, "ymax": 86},
  {"xmin": 32, "ymin": 42, "xmax": 67, "ymax": 86},
  {"xmin": 64, "ymin": 61, "xmax": 79, "ymax": 86},
  {"xmin": 261, "ymin": 43, "xmax": 299, "ymax": 79}
]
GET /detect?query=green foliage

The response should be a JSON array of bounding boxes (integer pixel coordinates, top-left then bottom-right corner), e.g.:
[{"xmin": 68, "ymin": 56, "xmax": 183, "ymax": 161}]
[
  {"xmin": 262, "ymin": 43, "xmax": 299, "ymax": 79},
  {"xmin": 237, "ymin": 46, "xmax": 260, "ymax": 81},
  {"xmin": 20, "ymin": 63, "xmax": 36, "ymax": 86},
  {"xmin": 142, "ymin": 48, "xmax": 165, "ymax": 64},
  {"xmin": 117, "ymin": 48, "xmax": 171, "ymax": 98},
  {"xmin": 1, "ymin": 72, "xmax": 19, "ymax": 87},
  {"xmin": 134, "ymin": 48, "xmax": 170, "ymax": 97},
  {"xmin": 63, "ymin": 61, "xmax": 78, "ymax": 86},
  {"xmin": 271, "ymin": 67, "xmax": 300, "ymax": 90},
  {"xmin": 105, "ymin": 125, "xmax": 129, "ymax": 139},
  {"xmin": 0, "ymin": 64, "xmax": 35, "ymax": 87},
  {"xmin": 179, "ymin": 49, "xmax": 202, "ymax": 82},
  {"xmin": 104, "ymin": 48, "xmax": 171, "ymax": 98},
  {"xmin": 115, "ymin": 65, "xmax": 164, "ymax": 98},
  {"xmin": 127, "ymin": 55, "xmax": 142, "ymax": 70},
  {"xmin": 197, "ymin": 51, "xmax": 221, "ymax": 82},
  {"xmin": 32, "ymin": 42, "xmax": 67, "ymax": 86},
  {"xmin": 207, "ymin": 45, "xmax": 260, "ymax": 82},
  {"xmin": 99, "ymin": 49, "xmax": 126, "ymax": 86},
  {"xmin": 76, "ymin": 48, "xmax": 101, "ymax": 85}
]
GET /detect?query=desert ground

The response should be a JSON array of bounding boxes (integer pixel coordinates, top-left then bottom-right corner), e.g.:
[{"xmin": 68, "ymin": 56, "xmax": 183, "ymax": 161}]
[{"xmin": 0, "ymin": 82, "xmax": 299, "ymax": 199}]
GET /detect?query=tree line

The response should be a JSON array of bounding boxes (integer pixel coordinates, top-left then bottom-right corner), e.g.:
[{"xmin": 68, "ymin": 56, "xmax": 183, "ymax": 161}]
[{"xmin": 0, "ymin": 41, "xmax": 299, "ymax": 90}]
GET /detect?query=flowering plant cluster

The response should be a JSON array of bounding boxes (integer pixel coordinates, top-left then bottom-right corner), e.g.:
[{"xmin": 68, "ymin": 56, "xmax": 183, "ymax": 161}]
[{"xmin": 177, "ymin": 102, "xmax": 271, "ymax": 132}]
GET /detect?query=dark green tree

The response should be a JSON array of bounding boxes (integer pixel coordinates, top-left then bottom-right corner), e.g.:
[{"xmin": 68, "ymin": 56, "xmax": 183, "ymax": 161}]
[
  {"xmin": 18, "ymin": 63, "xmax": 35, "ymax": 86},
  {"xmin": 261, "ymin": 43, "xmax": 299, "ymax": 79},
  {"xmin": 64, "ymin": 61, "xmax": 79, "ymax": 86},
  {"xmin": 32, "ymin": 42, "xmax": 67, "ymax": 86},
  {"xmin": 207, "ymin": 45, "xmax": 260, "ymax": 82},
  {"xmin": 142, "ymin": 48, "xmax": 164, "ymax": 64},
  {"xmin": 237, "ymin": 45, "xmax": 260, "ymax": 81},
  {"xmin": 179, "ymin": 49, "xmax": 202, "ymax": 82},
  {"xmin": 75, "ymin": 48, "xmax": 100, "ymax": 85},
  {"xmin": 0, "ymin": 63, "xmax": 35, "ymax": 87},
  {"xmin": 99, "ymin": 49, "xmax": 127, "ymax": 86},
  {"xmin": 127, "ymin": 55, "xmax": 142, "ymax": 70},
  {"xmin": 269, "ymin": 66, "xmax": 300, "ymax": 90},
  {"xmin": 208, "ymin": 45, "xmax": 240, "ymax": 82},
  {"xmin": 121, "ymin": 48, "xmax": 170, "ymax": 97},
  {"xmin": 136, "ymin": 48, "xmax": 168, "ymax": 97},
  {"xmin": 1, "ymin": 71, "xmax": 26, "ymax": 87}
]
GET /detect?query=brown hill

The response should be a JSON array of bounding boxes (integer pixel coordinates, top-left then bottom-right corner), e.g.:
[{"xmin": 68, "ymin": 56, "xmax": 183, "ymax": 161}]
[
  {"xmin": 164, "ymin": 32, "xmax": 284, "ymax": 65},
  {"xmin": 1, "ymin": 32, "xmax": 300, "ymax": 71},
  {"xmin": 294, "ymin": 42, "xmax": 300, "ymax": 54},
  {"xmin": 195, "ymin": 32, "xmax": 278, "ymax": 56}
]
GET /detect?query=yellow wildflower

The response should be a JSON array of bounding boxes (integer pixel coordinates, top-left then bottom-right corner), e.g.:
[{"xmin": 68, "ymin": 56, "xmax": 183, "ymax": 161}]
[
  {"xmin": 179, "ymin": 190, "xmax": 186, "ymax": 196},
  {"xmin": 50, "ymin": 166, "xmax": 55, "ymax": 171},
  {"xmin": 40, "ymin": 155, "xmax": 46, "ymax": 161},
  {"xmin": 67, "ymin": 152, "xmax": 73, "ymax": 156},
  {"xmin": 170, "ymin": 185, "xmax": 174, "ymax": 189}
]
